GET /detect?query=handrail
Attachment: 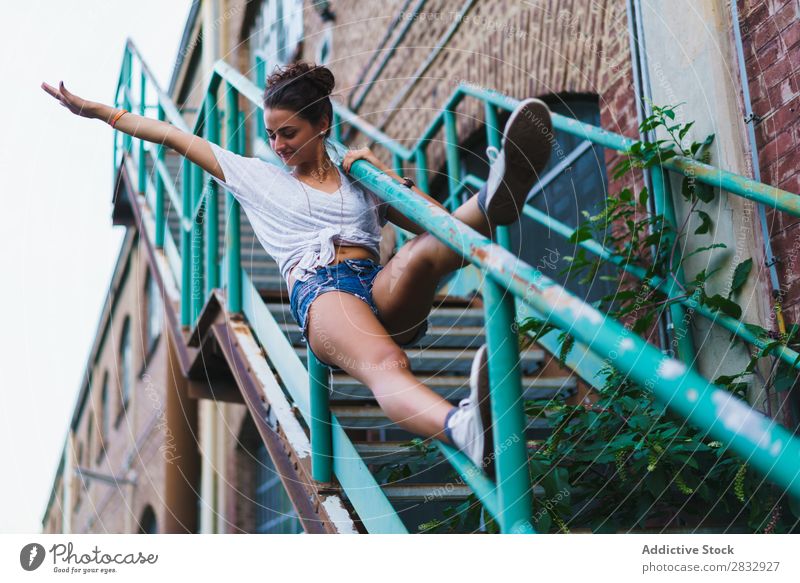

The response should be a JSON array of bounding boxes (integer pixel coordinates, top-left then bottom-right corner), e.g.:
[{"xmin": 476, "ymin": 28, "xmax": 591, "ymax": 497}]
[
  {"xmin": 112, "ymin": 41, "xmax": 419, "ymax": 533},
  {"xmin": 345, "ymin": 158, "xmax": 800, "ymax": 497},
  {"xmin": 113, "ymin": 39, "xmax": 800, "ymax": 534},
  {"xmin": 466, "ymin": 168, "xmax": 800, "ymax": 371},
  {"xmin": 333, "ymin": 83, "xmax": 800, "ymax": 367},
  {"xmin": 519, "ymin": 201, "xmax": 800, "ymax": 370},
  {"xmin": 334, "ymin": 81, "xmax": 800, "ymax": 219}
]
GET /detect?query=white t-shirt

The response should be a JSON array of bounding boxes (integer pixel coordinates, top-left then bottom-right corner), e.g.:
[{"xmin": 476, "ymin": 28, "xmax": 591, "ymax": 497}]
[{"xmin": 208, "ymin": 142, "xmax": 389, "ymax": 286}]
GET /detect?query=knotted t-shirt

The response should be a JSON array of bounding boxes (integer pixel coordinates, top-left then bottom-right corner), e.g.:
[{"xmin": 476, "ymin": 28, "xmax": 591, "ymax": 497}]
[{"xmin": 208, "ymin": 142, "xmax": 389, "ymax": 287}]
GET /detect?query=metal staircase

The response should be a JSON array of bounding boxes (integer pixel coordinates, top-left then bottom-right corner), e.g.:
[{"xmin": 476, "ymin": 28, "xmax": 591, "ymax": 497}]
[
  {"xmin": 139, "ymin": 144, "xmax": 578, "ymax": 533},
  {"xmin": 113, "ymin": 40, "xmax": 800, "ymax": 534}
]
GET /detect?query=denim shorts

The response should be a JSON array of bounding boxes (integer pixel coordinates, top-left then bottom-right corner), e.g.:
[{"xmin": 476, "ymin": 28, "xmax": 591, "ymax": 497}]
[{"xmin": 288, "ymin": 258, "xmax": 429, "ymax": 372}]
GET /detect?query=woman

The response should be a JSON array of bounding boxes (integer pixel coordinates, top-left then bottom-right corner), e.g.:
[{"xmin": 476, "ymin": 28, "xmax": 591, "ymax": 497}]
[{"xmin": 41, "ymin": 61, "xmax": 552, "ymax": 475}]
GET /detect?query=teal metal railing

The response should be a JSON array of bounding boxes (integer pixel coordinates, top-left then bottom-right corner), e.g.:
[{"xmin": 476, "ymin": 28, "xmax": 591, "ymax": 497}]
[{"xmin": 113, "ymin": 40, "xmax": 800, "ymax": 534}]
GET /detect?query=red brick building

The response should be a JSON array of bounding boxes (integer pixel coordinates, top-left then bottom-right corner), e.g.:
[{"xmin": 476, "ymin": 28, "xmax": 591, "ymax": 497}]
[{"xmin": 42, "ymin": 0, "xmax": 798, "ymax": 534}]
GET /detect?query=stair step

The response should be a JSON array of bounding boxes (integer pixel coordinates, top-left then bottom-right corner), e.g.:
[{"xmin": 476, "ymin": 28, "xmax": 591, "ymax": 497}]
[
  {"xmin": 267, "ymin": 302, "xmax": 486, "ymax": 327},
  {"xmin": 249, "ymin": 274, "xmax": 286, "ymax": 289},
  {"xmin": 381, "ymin": 483, "xmax": 473, "ymax": 501},
  {"xmin": 245, "ymin": 264, "xmax": 282, "ymax": 277},
  {"xmin": 330, "ymin": 373, "xmax": 577, "ymax": 401},
  {"xmin": 354, "ymin": 441, "xmax": 438, "ymax": 465},
  {"xmin": 332, "ymin": 405, "xmax": 549, "ymax": 431},
  {"xmin": 354, "ymin": 440, "xmax": 544, "ymax": 465},
  {"xmin": 241, "ymin": 257, "xmax": 282, "ymax": 269},
  {"xmin": 294, "ymin": 346, "xmax": 543, "ymax": 374},
  {"xmin": 281, "ymin": 323, "xmax": 487, "ymax": 348}
]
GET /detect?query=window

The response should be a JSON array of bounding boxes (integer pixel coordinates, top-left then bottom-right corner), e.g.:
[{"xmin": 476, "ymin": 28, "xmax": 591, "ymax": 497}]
[
  {"xmin": 98, "ymin": 372, "xmax": 109, "ymax": 462},
  {"xmin": 316, "ymin": 27, "xmax": 332, "ymax": 65},
  {"xmin": 250, "ymin": 0, "xmax": 304, "ymax": 150},
  {"xmin": 87, "ymin": 413, "xmax": 94, "ymax": 467},
  {"xmin": 145, "ymin": 270, "xmax": 162, "ymax": 352},
  {"xmin": 138, "ymin": 505, "xmax": 158, "ymax": 534},
  {"xmin": 73, "ymin": 441, "xmax": 84, "ymax": 512},
  {"xmin": 440, "ymin": 95, "xmax": 613, "ymax": 303},
  {"xmin": 254, "ymin": 444, "xmax": 302, "ymax": 533},
  {"xmin": 512, "ymin": 96, "xmax": 613, "ymax": 303},
  {"xmin": 119, "ymin": 317, "xmax": 132, "ymax": 413},
  {"xmin": 253, "ymin": 0, "xmax": 304, "ymax": 65}
]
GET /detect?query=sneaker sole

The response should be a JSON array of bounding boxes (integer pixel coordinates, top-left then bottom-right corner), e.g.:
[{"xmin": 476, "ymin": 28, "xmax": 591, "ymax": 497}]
[{"xmin": 487, "ymin": 98, "xmax": 553, "ymax": 225}]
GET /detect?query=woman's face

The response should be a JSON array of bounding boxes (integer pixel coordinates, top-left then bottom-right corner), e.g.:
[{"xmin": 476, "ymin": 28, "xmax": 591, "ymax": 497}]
[{"xmin": 264, "ymin": 107, "xmax": 327, "ymax": 166}]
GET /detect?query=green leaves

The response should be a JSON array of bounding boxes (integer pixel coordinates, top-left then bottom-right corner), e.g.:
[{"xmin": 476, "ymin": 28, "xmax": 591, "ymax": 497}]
[
  {"xmin": 729, "ymin": 258, "xmax": 753, "ymax": 297},
  {"xmin": 568, "ymin": 223, "xmax": 593, "ymax": 244},
  {"xmin": 678, "ymin": 121, "xmax": 694, "ymax": 141},
  {"xmin": 703, "ymin": 293, "xmax": 743, "ymax": 319},
  {"xmin": 557, "ymin": 332, "xmax": 575, "ymax": 364},
  {"xmin": 515, "ymin": 102, "xmax": 799, "ymax": 534},
  {"xmin": 638, "ymin": 187, "xmax": 649, "ymax": 206},
  {"xmin": 691, "ymin": 133, "xmax": 715, "ymax": 162},
  {"xmin": 694, "ymin": 210, "xmax": 712, "ymax": 234}
]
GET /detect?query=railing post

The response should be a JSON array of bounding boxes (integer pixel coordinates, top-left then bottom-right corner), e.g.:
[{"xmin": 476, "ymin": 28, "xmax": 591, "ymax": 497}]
[
  {"xmin": 180, "ymin": 161, "xmax": 192, "ymax": 327},
  {"xmin": 191, "ymin": 160, "xmax": 205, "ymax": 323},
  {"xmin": 392, "ymin": 151, "xmax": 408, "ymax": 247},
  {"xmin": 137, "ymin": 69, "xmax": 147, "ymax": 195},
  {"xmin": 154, "ymin": 105, "xmax": 165, "ymax": 249},
  {"xmin": 483, "ymin": 102, "xmax": 533, "ymax": 532},
  {"xmin": 309, "ymin": 350, "xmax": 333, "ymax": 482},
  {"xmin": 414, "ymin": 148, "xmax": 430, "ymax": 194},
  {"xmin": 121, "ymin": 49, "xmax": 132, "ymax": 154},
  {"xmin": 651, "ymin": 165, "xmax": 695, "ymax": 361},
  {"xmin": 254, "ymin": 54, "xmax": 266, "ymax": 142},
  {"xmin": 443, "ymin": 108, "xmax": 462, "ymax": 211},
  {"xmin": 225, "ymin": 83, "xmax": 242, "ymax": 313},
  {"xmin": 332, "ymin": 111, "xmax": 342, "ymax": 143},
  {"xmin": 483, "ymin": 277, "xmax": 534, "ymax": 533},
  {"xmin": 205, "ymin": 92, "xmax": 220, "ymax": 293}
]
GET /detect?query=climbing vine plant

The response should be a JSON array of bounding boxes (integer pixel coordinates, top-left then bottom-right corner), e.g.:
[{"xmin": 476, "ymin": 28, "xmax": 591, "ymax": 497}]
[
  {"xmin": 417, "ymin": 103, "xmax": 799, "ymax": 534},
  {"xmin": 518, "ymin": 103, "xmax": 800, "ymax": 534}
]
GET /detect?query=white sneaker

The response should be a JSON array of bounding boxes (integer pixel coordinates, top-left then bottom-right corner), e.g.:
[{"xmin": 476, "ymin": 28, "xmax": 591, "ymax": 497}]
[
  {"xmin": 479, "ymin": 98, "xmax": 553, "ymax": 225},
  {"xmin": 444, "ymin": 344, "xmax": 495, "ymax": 477}
]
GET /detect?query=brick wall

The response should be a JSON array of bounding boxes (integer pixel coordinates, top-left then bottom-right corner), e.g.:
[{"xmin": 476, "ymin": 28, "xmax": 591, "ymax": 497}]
[
  {"xmin": 197, "ymin": 0, "xmax": 645, "ymax": 527},
  {"xmin": 739, "ymin": 0, "xmax": 800, "ymax": 322},
  {"xmin": 45, "ymin": 236, "xmax": 178, "ymax": 533},
  {"xmin": 302, "ymin": 0, "xmax": 639, "ymax": 187}
]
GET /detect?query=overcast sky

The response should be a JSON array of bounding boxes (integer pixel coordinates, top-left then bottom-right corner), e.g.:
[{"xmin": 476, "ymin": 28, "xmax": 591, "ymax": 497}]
[{"xmin": 0, "ymin": 0, "xmax": 192, "ymax": 534}]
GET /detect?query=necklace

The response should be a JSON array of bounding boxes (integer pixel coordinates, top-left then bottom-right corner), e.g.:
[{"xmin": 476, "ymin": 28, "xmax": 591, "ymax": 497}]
[{"xmin": 293, "ymin": 163, "xmax": 345, "ymax": 227}]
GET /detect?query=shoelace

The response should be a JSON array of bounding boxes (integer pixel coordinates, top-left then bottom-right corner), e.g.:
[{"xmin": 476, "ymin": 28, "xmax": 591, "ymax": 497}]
[{"xmin": 457, "ymin": 395, "xmax": 473, "ymax": 410}]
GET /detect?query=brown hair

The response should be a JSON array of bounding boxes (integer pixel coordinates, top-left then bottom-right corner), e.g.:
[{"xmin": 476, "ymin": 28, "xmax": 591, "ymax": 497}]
[{"xmin": 263, "ymin": 61, "xmax": 335, "ymax": 138}]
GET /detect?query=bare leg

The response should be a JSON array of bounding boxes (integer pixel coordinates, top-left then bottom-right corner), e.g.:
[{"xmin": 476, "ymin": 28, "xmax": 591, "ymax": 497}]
[
  {"xmin": 372, "ymin": 189, "xmax": 493, "ymax": 343},
  {"xmin": 306, "ymin": 291, "xmax": 457, "ymax": 443},
  {"xmin": 372, "ymin": 98, "xmax": 553, "ymax": 342}
]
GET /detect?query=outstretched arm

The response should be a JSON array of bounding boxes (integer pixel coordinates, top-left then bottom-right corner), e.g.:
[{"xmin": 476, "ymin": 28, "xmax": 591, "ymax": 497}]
[{"xmin": 41, "ymin": 80, "xmax": 225, "ymax": 181}]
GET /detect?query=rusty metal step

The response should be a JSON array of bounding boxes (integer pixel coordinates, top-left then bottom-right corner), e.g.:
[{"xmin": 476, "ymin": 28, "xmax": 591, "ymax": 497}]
[
  {"xmin": 332, "ymin": 405, "xmax": 550, "ymax": 432},
  {"xmin": 267, "ymin": 302, "xmax": 485, "ymax": 327},
  {"xmin": 329, "ymin": 372, "xmax": 577, "ymax": 402},
  {"xmin": 294, "ymin": 346, "xmax": 544, "ymax": 375},
  {"xmin": 354, "ymin": 440, "xmax": 544, "ymax": 466}
]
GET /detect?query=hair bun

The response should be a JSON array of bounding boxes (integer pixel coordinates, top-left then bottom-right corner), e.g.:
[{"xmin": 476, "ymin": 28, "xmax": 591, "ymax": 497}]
[{"xmin": 266, "ymin": 61, "xmax": 335, "ymax": 97}]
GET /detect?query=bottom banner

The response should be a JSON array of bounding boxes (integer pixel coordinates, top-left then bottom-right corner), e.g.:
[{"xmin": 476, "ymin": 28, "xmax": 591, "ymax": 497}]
[{"xmin": 1, "ymin": 534, "xmax": 798, "ymax": 581}]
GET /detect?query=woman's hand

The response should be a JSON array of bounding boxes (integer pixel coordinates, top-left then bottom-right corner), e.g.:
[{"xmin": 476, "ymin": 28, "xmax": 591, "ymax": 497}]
[
  {"xmin": 41, "ymin": 81, "xmax": 101, "ymax": 120},
  {"xmin": 342, "ymin": 146, "xmax": 387, "ymax": 174},
  {"xmin": 41, "ymin": 79, "xmax": 224, "ymax": 180}
]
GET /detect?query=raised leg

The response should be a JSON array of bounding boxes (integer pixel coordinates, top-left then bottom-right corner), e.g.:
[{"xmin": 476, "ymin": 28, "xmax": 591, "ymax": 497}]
[
  {"xmin": 371, "ymin": 189, "xmax": 493, "ymax": 344},
  {"xmin": 371, "ymin": 98, "xmax": 552, "ymax": 343}
]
